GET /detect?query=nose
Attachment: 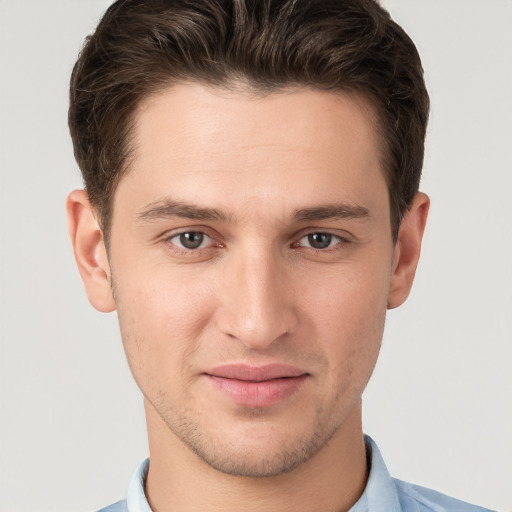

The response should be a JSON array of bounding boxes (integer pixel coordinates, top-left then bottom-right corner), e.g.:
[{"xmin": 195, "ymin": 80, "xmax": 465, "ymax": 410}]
[{"xmin": 216, "ymin": 248, "xmax": 299, "ymax": 350}]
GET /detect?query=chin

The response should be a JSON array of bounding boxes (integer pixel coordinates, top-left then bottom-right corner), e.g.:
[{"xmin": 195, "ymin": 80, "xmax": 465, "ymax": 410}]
[
  {"xmin": 189, "ymin": 439, "xmax": 323, "ymax": 478},
  {"xmin": 170, "ymin": 413, "xmax": 343, "ymax": 478}
]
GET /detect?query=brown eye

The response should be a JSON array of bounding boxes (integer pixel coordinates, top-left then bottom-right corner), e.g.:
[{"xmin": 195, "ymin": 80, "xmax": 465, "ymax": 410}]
[{"xmin": 174, "ymin": 232, "xmax": 208, "ymax": 249}]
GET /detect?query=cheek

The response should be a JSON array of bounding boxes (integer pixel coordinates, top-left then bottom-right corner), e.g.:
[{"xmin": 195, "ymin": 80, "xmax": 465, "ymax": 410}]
[
  {"xmin": 112, "ymin": 265, "xmax": 217, "ymax": 391},
  {"xmin": 116, "ymin": 261, "xmax": 215, "ymax": 333},
  {"xmin": 301, "ymin": 260, "xmax": 390, "ymax": 374},
  {"xmin": 302, "ymin": 258, "xmax": 390, "ymax": 329}
]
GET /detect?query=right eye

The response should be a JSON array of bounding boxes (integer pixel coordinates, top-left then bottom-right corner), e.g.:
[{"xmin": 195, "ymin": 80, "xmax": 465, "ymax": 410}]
[{"xmin": 169, "ymin": 231, "xmax": 212, "ymax": 250}]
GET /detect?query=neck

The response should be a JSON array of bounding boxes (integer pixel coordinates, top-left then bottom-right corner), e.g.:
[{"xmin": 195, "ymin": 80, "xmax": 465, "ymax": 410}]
[{"xmin": 144, "ymin": 400, "xmax": 368, "ymax": 512}]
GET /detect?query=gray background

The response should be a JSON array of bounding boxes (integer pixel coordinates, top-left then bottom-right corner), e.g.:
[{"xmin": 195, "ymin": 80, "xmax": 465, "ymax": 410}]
[{"xmin": 1, "ymin": 1, "xmax": 511, "ymax": 511}]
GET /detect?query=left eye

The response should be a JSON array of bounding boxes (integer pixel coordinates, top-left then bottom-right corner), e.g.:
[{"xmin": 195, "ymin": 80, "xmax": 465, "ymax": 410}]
[
  {"xmin": 299, "ymin": 233, "xmax": 342, "ymax": 250},
  {"xmin": 170, "ymin": 231, "xmax": 211, "ymax": 250}
]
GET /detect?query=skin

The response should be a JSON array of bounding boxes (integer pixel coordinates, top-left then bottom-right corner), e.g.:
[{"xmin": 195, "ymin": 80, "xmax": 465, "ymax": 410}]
[{"xmin": 67, "ymin": 83, "xmax": 429, "ymax": 512}]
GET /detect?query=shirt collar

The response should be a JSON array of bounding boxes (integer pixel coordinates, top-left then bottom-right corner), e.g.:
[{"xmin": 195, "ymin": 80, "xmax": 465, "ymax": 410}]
[
  {"xmin": 126, "ymin": 435, "xmax": 401, "ymax": 512},
  {"xmin": 350, "ymin": 435, "xmax": 402, "ymax": 511},
  {"xmin": 126, "ymin": 458, "xmax": 151, "ymax": 512}
]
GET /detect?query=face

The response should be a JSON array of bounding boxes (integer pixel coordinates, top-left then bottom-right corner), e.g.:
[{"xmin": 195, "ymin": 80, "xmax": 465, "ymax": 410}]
[{"xmin": 103, "ymin": 84, "xmax": 400, "ymax": 476}]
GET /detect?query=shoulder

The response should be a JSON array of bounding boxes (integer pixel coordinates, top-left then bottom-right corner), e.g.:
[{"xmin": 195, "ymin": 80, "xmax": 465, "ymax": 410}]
[
  {"xmin": 394, "ymin": 479, "xmax": 496, "ymax": 512},
  {"xmin": 95, "ymin": 500, "xmax": 128, "ymax": 512}
]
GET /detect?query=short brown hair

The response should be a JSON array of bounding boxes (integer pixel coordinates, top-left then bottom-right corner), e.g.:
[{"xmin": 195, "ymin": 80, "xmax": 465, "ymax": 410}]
[{"xmin": 69, "ymin": 0, "xmax": 429, "ymax": 243}]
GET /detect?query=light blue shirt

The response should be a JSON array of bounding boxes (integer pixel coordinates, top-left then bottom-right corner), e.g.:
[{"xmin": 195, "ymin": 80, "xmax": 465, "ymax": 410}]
[{"xmin": 97, "ymin": 436, "xmax": 495, "ymax": 512}]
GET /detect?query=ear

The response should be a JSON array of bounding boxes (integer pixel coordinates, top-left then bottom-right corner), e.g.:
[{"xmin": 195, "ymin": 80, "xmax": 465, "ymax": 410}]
[
  {"xmin": 66, "ymin": 190, "xmax": 116, "ymax": 313},
  {"xmin": 388, "ymin": 192, "xmax": 430, "ymax": 310}
]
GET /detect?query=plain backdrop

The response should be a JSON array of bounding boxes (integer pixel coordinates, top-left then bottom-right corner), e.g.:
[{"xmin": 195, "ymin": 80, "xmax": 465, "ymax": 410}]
[{"xmin": 0, "ymin": 1, "xmax": 511, "ymax": 511}]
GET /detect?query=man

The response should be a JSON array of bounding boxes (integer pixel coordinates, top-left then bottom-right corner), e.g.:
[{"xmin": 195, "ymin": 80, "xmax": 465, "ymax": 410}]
[{"xmin": 66, "ymin": 1, "xmax": 494, "ymax": 511}]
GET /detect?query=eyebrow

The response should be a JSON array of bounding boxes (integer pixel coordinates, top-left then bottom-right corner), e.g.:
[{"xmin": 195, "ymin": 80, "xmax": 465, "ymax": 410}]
[
  {"xmin": 137, "ymin": 199, "xmax": 228, "ymax": 222},
  {"xmin": 293, "ymin": 204, "xmax": 369, "ymax": 222},
  {"xmin": 137, "ymin": 199, "xmax": 369, "ymax": 223}
]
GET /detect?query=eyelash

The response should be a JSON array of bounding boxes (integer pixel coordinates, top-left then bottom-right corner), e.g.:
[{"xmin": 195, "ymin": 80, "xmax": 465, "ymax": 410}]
[
  {"xmin": 164, "ymin": 230, "xmax": 351, "ymax": 256},
  {"xmin": 291, "ymin": 233, "xmax": 347, "ymax": 251},
  {"xmin": 164, "ymin": 231, "xmax": 222, "ymax": 256}
]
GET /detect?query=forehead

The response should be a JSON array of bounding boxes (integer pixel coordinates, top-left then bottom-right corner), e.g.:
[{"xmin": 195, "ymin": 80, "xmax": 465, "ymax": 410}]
[
  {"xmin": 114, "ymin": 83, "xmax": 388, "ymax": 221},
  {"xmin": 133, "ymin": 82, "xmax": 382, "ymax": 163}
]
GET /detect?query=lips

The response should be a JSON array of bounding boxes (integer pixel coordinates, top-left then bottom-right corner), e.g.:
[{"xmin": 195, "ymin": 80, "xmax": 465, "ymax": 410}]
[{"xmin": 204, "ymin": 364, "xmax": 309, "ymax": 407}]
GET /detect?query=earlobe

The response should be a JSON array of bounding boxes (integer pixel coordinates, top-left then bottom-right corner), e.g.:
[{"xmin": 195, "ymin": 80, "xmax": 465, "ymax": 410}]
[
  {"xmin": 66, "ymin": 190, "xmax": 116, "ymax": 313},
  {"xmin": 387, "ymin": 192, "xmax": 430, "ymax": 310}
]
